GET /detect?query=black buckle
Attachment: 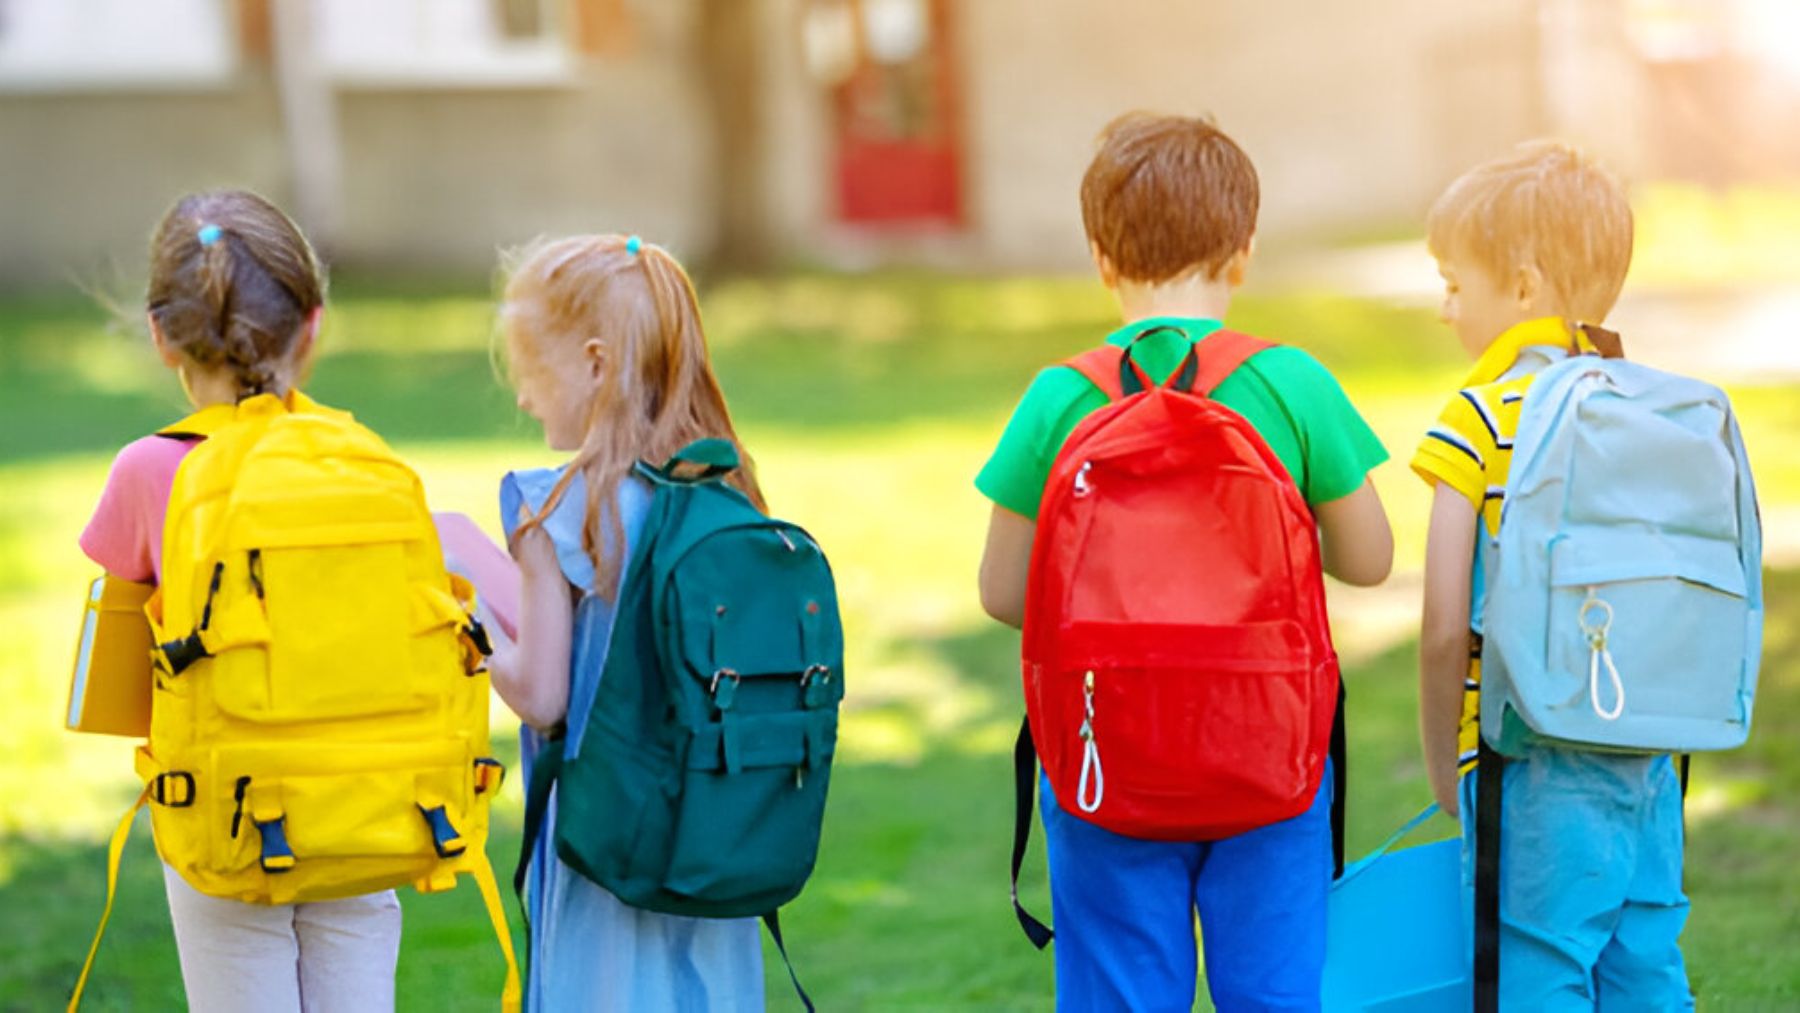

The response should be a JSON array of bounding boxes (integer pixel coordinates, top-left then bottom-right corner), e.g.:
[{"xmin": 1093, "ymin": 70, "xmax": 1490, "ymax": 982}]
[
  {"xmin": 464, "ymin": 618, "xmax": 493, "ymax": 658},
  {"xmin": 150, "ymin": 771, "xmax": 196, "ymax": 808},
  {"xmin": 156, "ymin": 632, "xmax": 210, "ymax": 677}
]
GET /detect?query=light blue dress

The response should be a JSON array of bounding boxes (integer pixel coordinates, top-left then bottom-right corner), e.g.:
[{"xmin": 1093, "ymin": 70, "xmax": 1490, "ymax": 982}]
[{"xmin": 502, "ymin": 466, "xmax": 765, "ymax": 1013}]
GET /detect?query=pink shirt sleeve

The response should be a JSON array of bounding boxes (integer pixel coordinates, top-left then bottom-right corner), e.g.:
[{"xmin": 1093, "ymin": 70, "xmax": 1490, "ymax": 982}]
[{"xmin": 80, "ymin": 435, "xmax": 197, "ymax": 585}]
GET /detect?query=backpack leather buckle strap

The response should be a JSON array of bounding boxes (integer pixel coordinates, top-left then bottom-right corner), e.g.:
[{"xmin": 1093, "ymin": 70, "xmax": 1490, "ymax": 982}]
[
  {"xmin": 148, "ymin": 771, "xmax": 195, "ymax": 808},
  {"xmin": 711, "ymin": 668, "xmax": 741, "ymax": 711},
  {"xmin": 419, "ymin": 804, "xmax": 468, "ymax": 859},
  {"xmin": 800, "ymin": 664, "xmax": 834, "ymax": 708}
]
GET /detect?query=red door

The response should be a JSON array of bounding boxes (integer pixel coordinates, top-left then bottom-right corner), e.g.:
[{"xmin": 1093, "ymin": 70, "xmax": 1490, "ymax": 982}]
[{"xmin": 830, "ymin": 0, "xmax": 963, "ymax": 225}]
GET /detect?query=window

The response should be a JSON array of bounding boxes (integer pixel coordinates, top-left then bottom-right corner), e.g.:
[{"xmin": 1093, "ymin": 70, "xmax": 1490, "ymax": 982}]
[
  {"xmin": 0, "ymin": 0, "xmax": 235, "ymax": 90},
  {"xmin": 315, "ymin": 0, "xmax": 569, "ymax": 88}
]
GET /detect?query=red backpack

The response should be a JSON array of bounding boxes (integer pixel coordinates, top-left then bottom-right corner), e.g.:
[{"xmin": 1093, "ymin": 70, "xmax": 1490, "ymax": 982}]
[{"xmin": 1010, "ymin": 327, "xmax": 1344, "ymax": 945}]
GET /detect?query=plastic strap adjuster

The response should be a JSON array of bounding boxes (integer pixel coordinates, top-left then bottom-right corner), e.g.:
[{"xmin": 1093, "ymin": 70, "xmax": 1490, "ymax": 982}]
[
  {"xmin": 255, "ymin": 815, "xmax": 296, "ymax": 873},
  {"xmin": 473, "ymin": 757, "xmax": 506, "ymax": 795},
  {"xmin": 149, "ymin": 771, "xmax": 196, "ymax": 808},
  {"xmin": 156, "ymin": 632, "xmax": 211, "ymax": 676},
  {"xmin": 464, "ymin": 618, "xmax": 493, "ymax": 658},
  {"xmin": 419, "ymin": 804, "xmax": 468, "ymax": 858}
]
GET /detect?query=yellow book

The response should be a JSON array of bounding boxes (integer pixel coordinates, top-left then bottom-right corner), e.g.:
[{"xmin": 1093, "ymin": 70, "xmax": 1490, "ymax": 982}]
[{"xmin": 67, "ymin": 574, "xmax": 154, "ymax": 737}]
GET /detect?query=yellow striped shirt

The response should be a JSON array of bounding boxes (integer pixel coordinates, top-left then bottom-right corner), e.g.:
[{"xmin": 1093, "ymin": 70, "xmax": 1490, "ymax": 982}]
[{"xmin": 1409, "ymin": 317, "xmax": 1599, "ymax": 769}]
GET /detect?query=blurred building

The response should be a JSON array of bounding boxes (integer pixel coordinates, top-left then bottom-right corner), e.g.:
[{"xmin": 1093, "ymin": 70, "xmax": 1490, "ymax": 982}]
[{"xmin": 1, "ymin": 0, "xmax": 1797, "ymax": 288}]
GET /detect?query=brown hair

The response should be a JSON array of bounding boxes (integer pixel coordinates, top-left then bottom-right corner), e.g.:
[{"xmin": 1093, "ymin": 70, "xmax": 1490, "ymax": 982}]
[
  {"xmin": 1427, "ymin": 140, "xmax": 1634, "ymax": 324},
  {"xmin": 1080, "ymin": 112, "xmax": 1260, "ymax": 284},
  {"xmin": 146, "ymin": 190, "xmax": 325, "ymax": 396},
  {"xmin": 502, "ymin": 234, "xmax": 764, "ymax": 595}
]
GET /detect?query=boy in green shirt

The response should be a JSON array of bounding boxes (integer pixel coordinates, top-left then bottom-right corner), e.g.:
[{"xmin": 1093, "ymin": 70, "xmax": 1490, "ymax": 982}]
[{"xmin": 976, "ymin": 112, "xmax": 1393, "ymax": 1010}]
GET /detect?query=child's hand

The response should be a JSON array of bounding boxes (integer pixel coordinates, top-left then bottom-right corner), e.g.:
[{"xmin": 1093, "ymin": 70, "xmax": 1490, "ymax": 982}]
[{"xmin": 1430, "ymin": 766, "xmax": 1460, "ymax": 820}]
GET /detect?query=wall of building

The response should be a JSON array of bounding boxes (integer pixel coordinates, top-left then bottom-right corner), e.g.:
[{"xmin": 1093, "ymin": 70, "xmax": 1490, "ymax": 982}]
[
  {"xmin": 952, "ymin": 0, "xmax": 1548, "ymax": 271},
  {"xmin": 0, "ymin": 82, "xmax": 289, "ymax": 290},
  {"xmin": 0, "ymin": 0, "xmax": 712, "ymax": 290}
]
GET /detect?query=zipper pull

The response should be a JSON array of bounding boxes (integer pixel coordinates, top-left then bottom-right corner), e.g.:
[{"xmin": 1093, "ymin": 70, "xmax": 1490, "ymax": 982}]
[{"xmin": 230, "ymin": 776, "xmax": 251, "ymax": 838}]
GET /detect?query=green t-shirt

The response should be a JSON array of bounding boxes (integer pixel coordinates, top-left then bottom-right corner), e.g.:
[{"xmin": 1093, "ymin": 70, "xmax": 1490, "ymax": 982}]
[{"xmin": 976, "ymin": 317, "xmax": 1389, "ymax": 518}]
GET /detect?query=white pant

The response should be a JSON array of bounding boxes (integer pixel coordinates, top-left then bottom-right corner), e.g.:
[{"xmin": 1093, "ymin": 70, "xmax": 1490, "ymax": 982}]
[{"xmin": 162, "ymin": 864, "xmax": 401, "ymax": 1013}]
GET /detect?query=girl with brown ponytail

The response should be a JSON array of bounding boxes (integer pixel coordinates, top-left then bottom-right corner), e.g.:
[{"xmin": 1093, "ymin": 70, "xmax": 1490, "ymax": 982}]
[
  {"xmin": 79, "ymin": 190, "xmax": 404, "ymax": 1011},
  {"xmin": 489, "ymin": 234, "xmax": 766, "ymax": 1009}
]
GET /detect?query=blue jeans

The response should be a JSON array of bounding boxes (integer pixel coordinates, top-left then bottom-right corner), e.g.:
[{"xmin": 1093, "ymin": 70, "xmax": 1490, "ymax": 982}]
[
  {"xmin": 1041, "ymin": 765, "xmax": 1333, "ymax": 1012},
  {"xmin": 1461, "ymin": 750, "xmax": 1692, "ymax": 1011}
]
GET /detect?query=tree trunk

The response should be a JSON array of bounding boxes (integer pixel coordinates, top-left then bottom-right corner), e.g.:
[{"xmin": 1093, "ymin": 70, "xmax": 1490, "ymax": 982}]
[{"xmin": 698, "ymin": 0, "xmax": 770, "ymax": 270}]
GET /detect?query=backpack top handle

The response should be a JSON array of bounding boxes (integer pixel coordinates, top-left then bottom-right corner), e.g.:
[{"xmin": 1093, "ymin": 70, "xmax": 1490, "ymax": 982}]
[
  {"xmin": 1119, "ymin": 325, "xmax": 1204, "ymax": 396},
  {"xmin": 647, "ymin": 438, "xmax": 741, "ymax": 484}
]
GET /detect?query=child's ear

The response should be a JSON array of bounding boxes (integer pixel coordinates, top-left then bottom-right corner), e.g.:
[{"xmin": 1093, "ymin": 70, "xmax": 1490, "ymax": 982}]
[
  {"xmin": 147, "ymin": 312, "xmax": 183, "ymax": 368},
  {"xmin": 1224, "ymin": 239, "xmax": 1255, "ymax": 288},
  {"xmin": 1089, "ymin": 242, "xmax": 1119, "ymax": 290},
  {"xmin": 290, "ymin": 306, "xmax": 322, "ymax": 366},
  {"xmin": 1514, "ymin": 263, "xmax": 1544, "ymax": 310},
  {"xmin": 581, "ymin": 337, "xmax": 607, "ymax": 381}
]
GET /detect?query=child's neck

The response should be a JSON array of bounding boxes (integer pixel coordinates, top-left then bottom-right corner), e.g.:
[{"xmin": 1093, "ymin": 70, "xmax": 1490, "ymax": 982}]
[
  {"xmin": 180, "ymin": 365, "xmax": 289, "ymax": 409},
  {"xmin": 1112, "ymin": 271, "xmax": 1235, "ymax": 326}
]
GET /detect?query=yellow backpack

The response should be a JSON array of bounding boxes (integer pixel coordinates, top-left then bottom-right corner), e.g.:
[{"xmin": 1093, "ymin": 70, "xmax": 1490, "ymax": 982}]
[{"xmin": 72, "ymin": 392, "xmax": 519, "ymax": 1011}]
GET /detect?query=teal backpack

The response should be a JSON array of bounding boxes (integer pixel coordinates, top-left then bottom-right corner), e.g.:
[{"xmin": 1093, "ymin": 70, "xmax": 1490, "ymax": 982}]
[{"xmin": 517, "ymin": 440, "xmax": 843, "ymax": 1006}]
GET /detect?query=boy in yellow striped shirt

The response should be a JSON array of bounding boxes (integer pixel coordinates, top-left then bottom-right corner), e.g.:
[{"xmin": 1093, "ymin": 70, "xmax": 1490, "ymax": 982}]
[{"xmin": 1411, "ymin": 142, "xmax": 1691, "ymax": 1009}]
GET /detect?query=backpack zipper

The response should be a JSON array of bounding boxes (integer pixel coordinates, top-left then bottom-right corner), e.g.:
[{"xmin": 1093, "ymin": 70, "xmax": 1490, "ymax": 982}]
[{"xmin": 230, "ymin": 776, "xmax": 251, "ymax": 838}]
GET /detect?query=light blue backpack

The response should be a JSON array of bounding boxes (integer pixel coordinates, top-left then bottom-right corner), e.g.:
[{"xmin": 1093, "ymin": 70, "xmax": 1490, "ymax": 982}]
[{"xmin": 1479, "ymin": 354, "xmax": 1763, "ymax": 755}]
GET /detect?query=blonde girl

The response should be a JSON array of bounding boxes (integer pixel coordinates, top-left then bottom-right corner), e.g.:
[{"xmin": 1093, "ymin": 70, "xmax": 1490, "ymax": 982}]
[{"xmin": 489, "ymin": 234, "xmax": 766, "ymax": 1010}]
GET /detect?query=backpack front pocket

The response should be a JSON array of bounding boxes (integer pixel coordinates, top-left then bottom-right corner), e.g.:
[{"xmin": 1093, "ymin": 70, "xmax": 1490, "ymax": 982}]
[
  {"xmin": 1036, "ymin": 618, "xmax": 1326, "ymax": 838},
  {"xmin": 253, "ymin": 543, "xmax": 419, "ymax": 721},
  {"xmin": 204, "ymin": 740, "xmax": 474, "ymax": 901},
  {"xmin": 1544, "ymin": 534, "xmax": 1751, "ymax": 748},
  {"xmin": 659, "ymin": 711, "xmax": 835, "ymax": 911}
]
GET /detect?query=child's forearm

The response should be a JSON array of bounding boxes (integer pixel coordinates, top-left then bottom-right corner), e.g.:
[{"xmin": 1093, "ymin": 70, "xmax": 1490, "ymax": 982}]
[
  {"xmin": 1419, "ymin": 483, "xmax": 1478, "ymax": 815},
  {"xmin": 493, "ymin": 522, "xmax": 575, "ymax": 732},
  {"xmin": 488, "ymin": 640, "xmax": 569, "ymax": 733},
  {"xmin": 1418, "ymin": 631, "xmax": 1467, "ymax": 813}
]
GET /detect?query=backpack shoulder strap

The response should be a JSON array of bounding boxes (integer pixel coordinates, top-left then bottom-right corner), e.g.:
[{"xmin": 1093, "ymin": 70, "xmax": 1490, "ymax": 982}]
[
  {"xmin": 1062, "ymin": 346, "xmax": 1125, "ymax": 400},
  {"xmin": 1192, "ymin": 329, "xmax": 1275, "ymax": 397}
]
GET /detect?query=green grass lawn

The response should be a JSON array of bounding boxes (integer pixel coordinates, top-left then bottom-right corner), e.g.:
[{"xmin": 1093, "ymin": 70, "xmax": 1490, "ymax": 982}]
[{"xmin": 2, "ymin": 273, "xmax": 1796, "ymax": 1010}]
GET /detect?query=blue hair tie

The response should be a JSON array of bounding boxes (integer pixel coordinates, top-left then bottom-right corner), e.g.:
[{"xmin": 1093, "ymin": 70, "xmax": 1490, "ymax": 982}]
[
  {"xmin": 625, "ymin": 235, "xmax": 642, "ymax": 257},
  {"xmin": 197, "ymin": 224, "xmax": 223, "ymax": 247}
]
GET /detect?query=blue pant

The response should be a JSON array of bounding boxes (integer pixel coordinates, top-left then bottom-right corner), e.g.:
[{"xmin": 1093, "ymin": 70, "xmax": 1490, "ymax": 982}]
[
  {"xmin": 1041, "ymin": 766, "xmax": 1333, "ymax": 1012},
  {"xmin": 1460, "ymin": 750, "xmax": 1692, "ymax": 1011}
]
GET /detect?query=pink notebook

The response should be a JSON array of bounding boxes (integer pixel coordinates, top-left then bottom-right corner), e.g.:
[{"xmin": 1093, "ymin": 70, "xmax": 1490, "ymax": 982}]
[{"xmin": 433, "ymin": 512, "xmax": 520, "ymax": 642}]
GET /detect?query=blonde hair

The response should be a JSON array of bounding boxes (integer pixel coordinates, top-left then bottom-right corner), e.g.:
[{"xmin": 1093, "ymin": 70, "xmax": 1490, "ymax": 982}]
[
  {"xmin": 1427, "ymin": 140, "xmax": 1634, "ymax": 324},
  {"xmin": 501, "ymin": 234, "xmax": 764, "ymax": 594}
]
